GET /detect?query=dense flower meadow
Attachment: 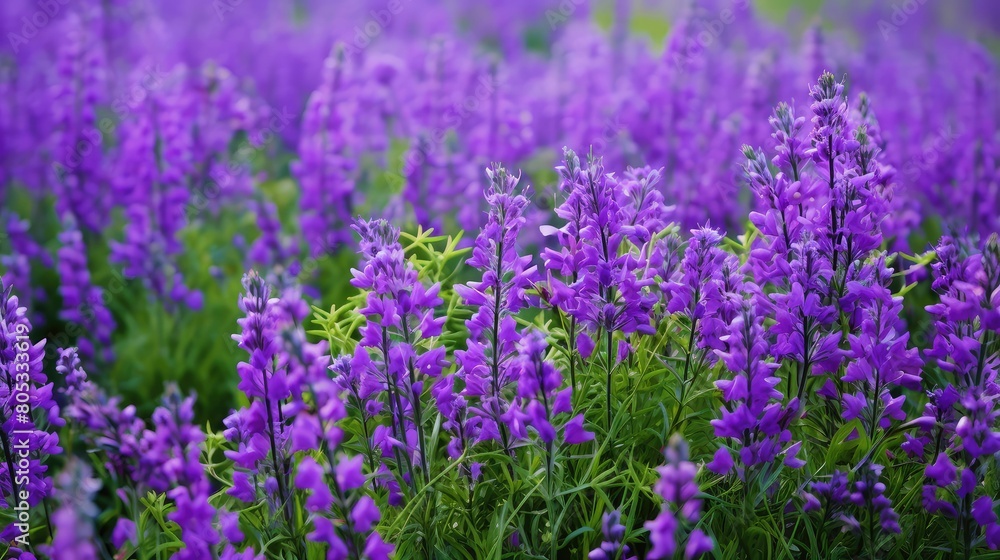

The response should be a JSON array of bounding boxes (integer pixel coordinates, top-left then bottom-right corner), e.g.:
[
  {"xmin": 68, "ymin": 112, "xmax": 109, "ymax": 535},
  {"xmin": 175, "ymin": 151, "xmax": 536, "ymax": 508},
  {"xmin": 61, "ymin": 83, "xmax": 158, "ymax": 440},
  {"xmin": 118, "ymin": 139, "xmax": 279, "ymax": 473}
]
[{"xmin": 2, "ymin": 0, "xmax": 1000, "ymax": 558}]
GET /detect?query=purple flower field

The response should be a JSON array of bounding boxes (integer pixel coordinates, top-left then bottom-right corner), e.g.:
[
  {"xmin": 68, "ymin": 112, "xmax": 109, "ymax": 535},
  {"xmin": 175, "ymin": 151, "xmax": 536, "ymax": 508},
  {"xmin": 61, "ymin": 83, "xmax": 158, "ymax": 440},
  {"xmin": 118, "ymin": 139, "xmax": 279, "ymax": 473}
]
[{"xmin": 1, "ymin": 1, "xmax": 1000, "ymax": 558}]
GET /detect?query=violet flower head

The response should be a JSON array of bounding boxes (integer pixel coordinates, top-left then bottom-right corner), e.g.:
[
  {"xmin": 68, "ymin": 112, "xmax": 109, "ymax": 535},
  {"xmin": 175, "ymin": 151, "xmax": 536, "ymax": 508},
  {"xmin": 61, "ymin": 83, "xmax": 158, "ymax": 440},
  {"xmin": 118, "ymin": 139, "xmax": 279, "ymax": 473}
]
[
  {"xmin": 841, "ymin": 278, "xmax": 922, "ymax": 437},
  {"xmin": 453, "ymin": 164, "xmax": 537, "ymax": 453},
  {"xmin": 800, "ymin": 470, "xmax": 855, "ymax": 529},
  {"xmin": 39, "ymin": 460, "xmax": 101, "ymax": 560},
  {"xmin": 645, "ymin": 435, "xmax": 713, "ymax": 559},
  {"xmin": 562, "ymin": 149, "xmax": 655, "ymax": 342},
  {"xmin": 294, "ymin": 439, "xmax": 392, "ymax": 559},
  {"xmin": 808, "ymin": 72, "xmax": 851, "ymax": 163},
  {"xmin": 849, "ymin": 464, "xmax": 901, "ymax": 534},
  {"xmin": 57, "ymin": 218, "xmax": 115, "ymax": 364},
  {"xmin": 768, "ymin": 102, "xmax": 808, "ymax": 184},
  {"xmin": 711, "ymin": 294, "xmax": 802, "ymax": 478},
  {"xmin": 143, "ymin": 388, "xmax": 224, "ymax": 559},
  {"xmin": 666, "ymin": 227, "xmax": 726, "ymax": 323},
  {"xmin": 294, "ymin": 44, "xmax": 358, "ymax": 258},
  {"xmin": 768, "ymin": 235, "xmax": 842, "ymax": 400},
  {"xmin": 0, "ymin": 276, "xmax": 56, "ymax": 517},
  {"xmin": 223, "ymin": 271, "xmax": 296, "ymax": 525},
  {"xmin": 742, "ymin": 144, "xmax": 803, "ymax": 280},
  {"xmin": 510, "ymin": 329, "xmax": 592, "ymax": 446},
  {"xmin": 589, "ymin": 510, "xmax": 637, "ymax": 560},
  {"xmin": 350, "ymin": 217, "xmax": 445, "ymax": 486}
]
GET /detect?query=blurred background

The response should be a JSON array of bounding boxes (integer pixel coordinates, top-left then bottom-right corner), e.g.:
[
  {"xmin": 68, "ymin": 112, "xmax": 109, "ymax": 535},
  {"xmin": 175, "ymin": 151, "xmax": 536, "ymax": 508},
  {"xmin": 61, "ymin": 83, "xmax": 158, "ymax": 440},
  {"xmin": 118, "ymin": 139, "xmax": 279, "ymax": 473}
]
[{"xmin": 2, "ymin": 0, "xmax": 998, "ymax": 424}]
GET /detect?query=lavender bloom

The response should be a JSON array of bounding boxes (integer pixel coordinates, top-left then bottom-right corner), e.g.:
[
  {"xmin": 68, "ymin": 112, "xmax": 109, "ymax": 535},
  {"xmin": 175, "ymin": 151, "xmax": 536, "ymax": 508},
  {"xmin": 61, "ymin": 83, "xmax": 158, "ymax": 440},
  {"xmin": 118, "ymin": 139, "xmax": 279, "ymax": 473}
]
[
  {"xmin": 911, "ymin": 235, "xmax": 1000, "ymax": 548},
  {"xmin": 543, "ymin": 149, "xmax": 655, "ymax": 431},
  {"xmin": 742, "ymin": 143, "xmax": 804, "ymax": 281},
  {"xmin": 39, "ymin": 460, "xmax": 100, "ymax": 560},
  {"xmin": 768, "ymin": 102, "xmax": 809, "ymax": 186},
  {"xmin": 840, "ymin": 276, "xmax": 922, "ymax": 438},
  {"xmin": 710, "ymin": 291, "xmax": 803, "ymax": 480},
  {"xmin": 51, "ymin": 11, "xmax": 107, "ymax": 232},
  {"xmin": 510, "ymin": 330, "xmax": 593, "ymax": 446},
  {"xmin": 559, "ymin": 149, "xmax": 656, "ymax": 344},
  {"xmin": 293, "ymin": 45, "xmax": 358, "ymax": 257},
  {"xmin": 768, "ymin": 235, "xmax": 842, "ymax": 401},
  {"xmin": 663, "ymin": 227, "xmax": 727, "ymax": 431},
  {"xmin": 248, "ymin": 198, "xmax": 294, "ymax": 269},
  {"xmin": 589, "ymin": 510, "xmax": 636, "ymax": 560},
  {"xmin": 806, "ymin": 72, "xmax": 856, "ymax": 277},
  {"xmin": 56, "ymin": 347, "xmax": 147, "ymax": 487},
  {"xmin": 849, "ymin": 464, "xmax": 901, "ymax": 534},
  {"xmin": 351, "ymin": 218, "xmax": 446, "ymax": 487},
  {"xmin": 109, "ymin": 69, "xmax": 202, "ymax": 310},
  {"xmin": 453, "ymin": 165, "xmax": 536, "ymax": 455},
  {"xmin": 143, "ymin": 388, "xmax": 224, "ymax": 559},
  {"xmin": 223, "ymin": 272, "xmax": 293, "ymax": 521},
  {"xmin": 57, "ymin": 219, "xmax": 115, "ymax": 364},
  {"xmin": 0, "ymin": 276, "xmax": 56, "ymax": 529},
  {"xmin": 294, "ymin": 443, "xmax": 392, "ymax": 559},
  {"xmin": 645, "ymin": 436, "xmax": 713, "ymax": 559}
]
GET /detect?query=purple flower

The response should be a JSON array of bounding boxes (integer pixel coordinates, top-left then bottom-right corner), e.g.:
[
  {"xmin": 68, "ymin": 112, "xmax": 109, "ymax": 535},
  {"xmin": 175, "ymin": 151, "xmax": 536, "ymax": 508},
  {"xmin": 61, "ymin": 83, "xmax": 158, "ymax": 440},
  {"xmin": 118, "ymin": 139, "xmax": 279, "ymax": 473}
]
[
  {"xmin": 924, "ymin": 453, "xmax": 956, "ymax": 487},
  {"xmin": 452, "ymin": 165, "xmax": 537, "ymax": 457},
  {"xmin": 711, "ymin": 283, "xmax": 802, "ymax": 481},
  {"xmin": 840, "ymin": 276, "xmax": 922, "ymax": 437},
  {"xmin": 350, "ymin": 217, "xmax": 445, "ymax": 487},
  {"xmin": 293, "ymin": 443, "xmax": 391, "ymax": 559},
  {"xmin": 588, "ymin": 510, "xmax": 636, "ymax": 560},
  {"xmin": 143, "ymin": 388, "xmax": 226, "ymax": 559},
  {"xmin": 511, "ymin": 330, "xmax": 592, "ymax": 447},
  {"xmin": 645, "ymin": 436, "xmax": 713, "ymax": 559},
  {"xmin": 1, "ymin": 276, "xmax": 57, "ymax": 523},
  {"xmin": 849, "ymin": 464, "xmax": 901, "ymax": 534},
  {"xmin": 542, "ymin": 149, "xmax": 656, "ymax": 430},
  {"xmin": 223, "ymin": 272, "xmax": 294, "ymax": 521},
  {"xmin": 56, "ymin": 219, "xmax": 115, "ymax": 364},
  {"xmin": 38, "ymin": 460, "xmax": 100, "ymax": 560},
  {"xmin": 293, "ymin": 45, "xmax": 358, "ymax": 258}
]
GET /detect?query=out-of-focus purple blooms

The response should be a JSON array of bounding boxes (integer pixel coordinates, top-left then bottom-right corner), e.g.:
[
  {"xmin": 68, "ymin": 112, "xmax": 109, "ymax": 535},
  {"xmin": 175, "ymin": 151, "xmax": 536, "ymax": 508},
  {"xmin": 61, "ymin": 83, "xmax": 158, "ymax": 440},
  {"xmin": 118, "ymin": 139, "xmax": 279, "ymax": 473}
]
[
  {"xmin": 51, "ymin": 11, "xmax": 107, "ymax": 232},
  {"xmin": 645, "ymin": 436, "xmax": 712, "ymax": 559},
  {"xmin": 38, "ymin": 460, "xmax": 100, "ymax": 560},
  {"xmin": 588, "ymin": 510, "xmax": 636, "ymax": 560},
  {"xmin": 109, "ymin": 67, "xmax": 202, "ymax": 310},
  {"xmin": 57, "ymin": 219, "xmax": 115, "ymax": 364},
  {"xmin": 293, "ymin": 45, "xmax": 359, "ymax": 258},
  {"xmin": 248, "ymin": 198, "xmax": 294, "ymax": 269}
]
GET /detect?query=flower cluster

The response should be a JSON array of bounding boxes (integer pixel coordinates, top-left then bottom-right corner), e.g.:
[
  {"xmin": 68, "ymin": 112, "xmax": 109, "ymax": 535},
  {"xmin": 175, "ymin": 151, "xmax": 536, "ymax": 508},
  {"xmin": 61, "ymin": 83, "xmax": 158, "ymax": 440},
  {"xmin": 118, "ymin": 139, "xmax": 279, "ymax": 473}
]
[
  {"xmin": 350, "ymin": 217, "xmax": 445, "ymax": 489},
  {"xmin": 589, "ymin": 510, "xmax": 637, "ymax": 560},
  {"xmin": 450, "ymin": 165, "xmax": 536, "ymax": 457},
  {"xmin": 645, "ymin": 436, "xmax": 713, "ymax": 559}
]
